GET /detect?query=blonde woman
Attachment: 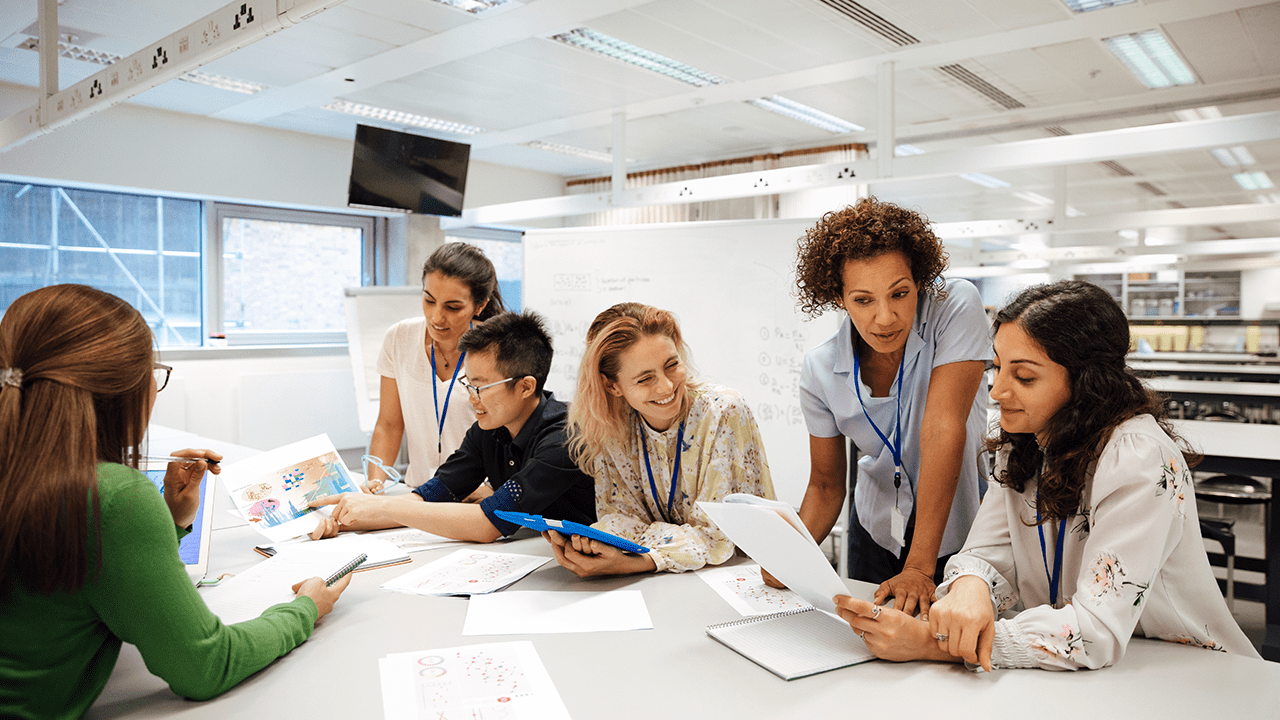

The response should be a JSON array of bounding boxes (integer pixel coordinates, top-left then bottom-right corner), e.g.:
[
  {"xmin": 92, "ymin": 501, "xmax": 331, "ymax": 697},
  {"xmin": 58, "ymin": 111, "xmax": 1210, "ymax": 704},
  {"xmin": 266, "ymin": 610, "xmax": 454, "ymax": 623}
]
[{"xmin": 545, "ymin": 302, "xmax": 775, "ymax": 576}]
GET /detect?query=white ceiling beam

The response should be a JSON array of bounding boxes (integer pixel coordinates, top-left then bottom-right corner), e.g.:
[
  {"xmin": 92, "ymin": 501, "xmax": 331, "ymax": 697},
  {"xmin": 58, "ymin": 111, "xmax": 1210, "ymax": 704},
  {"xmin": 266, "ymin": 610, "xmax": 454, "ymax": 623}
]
[
  {"xmin": 0, "ymin": 0, "xmax": 349, "ymax": 152},
  {"xmin": 977, "ymin": 236, "xmax": 1280, "ymax": 265},
  {"xmin": 461, "ymin": 110, "xmax": 1280, "ymax": 224},
  {"xmin": 211, "ymin": 0, "xmax": 652, "ymax": 124},
  {"xmin": 470, "ymin": 0, "xmax": 1272, "ymax": 149}
]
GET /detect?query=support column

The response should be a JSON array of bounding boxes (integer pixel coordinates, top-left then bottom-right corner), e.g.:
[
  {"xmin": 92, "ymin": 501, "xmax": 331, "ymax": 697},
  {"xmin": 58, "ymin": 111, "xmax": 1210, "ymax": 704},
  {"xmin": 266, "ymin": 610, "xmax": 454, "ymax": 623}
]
[
  {"xmin": 877, "ymin": 61, "xmax": 895, "ymax": 181},
  {"xmin": 611, "ymin": 111, "xmax": 626, "ymax": 207}
]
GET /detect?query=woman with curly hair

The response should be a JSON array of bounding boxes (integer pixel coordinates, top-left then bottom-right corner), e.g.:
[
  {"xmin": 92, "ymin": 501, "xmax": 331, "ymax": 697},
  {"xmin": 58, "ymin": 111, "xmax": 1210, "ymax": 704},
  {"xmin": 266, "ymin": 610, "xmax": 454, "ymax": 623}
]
[
  {"xmin": 546, "ymin": 302, "xmax": 775, "ymax": 577},
  {"xmin": 833, "ymin": 280, "xmax": 1258, "ymax": 669},
  {"xmin": 780, "ymin": 197, "xmax": 991, "ymax": 617}
]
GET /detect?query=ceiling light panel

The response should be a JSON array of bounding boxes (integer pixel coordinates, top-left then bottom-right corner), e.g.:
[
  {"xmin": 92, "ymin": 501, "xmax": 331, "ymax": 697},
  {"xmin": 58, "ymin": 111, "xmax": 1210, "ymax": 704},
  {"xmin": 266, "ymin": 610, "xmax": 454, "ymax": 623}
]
[
  {"xmin": 959, "ymin": 173, "xmax": 1010, "ymax": 189},
  {"xmin": 746, "ymin": 96, "xmax": 863, "ymax": 134},
  {"xmin": 1234, "ymin": 172, "xmax": 1275, "ymax": 191},
  {"xmin": 550, "ymin": 28, "xmax": 727, "ymax": 87},
  {"xmin": 1208, "ymin": 146, "xmax": 1256, "ymax": 167},
  {"xmin": 1060, "ymin": 0, "xmax": 1136, "ymax": 12},
  {"xmin": 1104, "ymin": 29, "xmax": 1196, "ymax": 89},
  {"xmin": 323, "ymin": 100, "xmax": 483, "ymax": 135},
  {"xmin": 895, "ymin": 144, "xmax": 925, "ymax": 156},
  {"xmin": 1012, "ymin": 191, "xmax": 1054, "ymax": 205},
  {"xmin": 522, "ymin": 141, "xmax": 621, "ymax": 164},
  {"xmin": 179, "ymin": 71, "xmax": 266, "ymax": 94},
  {"xmin": 428, "ymin": 0, "xmax": 520, "ymax": 15}
]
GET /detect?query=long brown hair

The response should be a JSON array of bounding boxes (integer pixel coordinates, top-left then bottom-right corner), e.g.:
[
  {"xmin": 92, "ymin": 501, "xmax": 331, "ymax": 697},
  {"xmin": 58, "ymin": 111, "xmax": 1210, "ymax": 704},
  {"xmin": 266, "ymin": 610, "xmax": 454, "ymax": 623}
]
[
  {"xmin": 422, "ymin": 242, "xmax": 506, "ymax": 321},
  {"xmin": 566, "ymin": 303, "xmax": 698, "ymax": 472},
  {"xmin": 0, "ymin": 284, "xmax": 154, "ymax": 597},
  {"xmin": 987, "ymin": 280, "xmax": 1194, "ymax": 521}
]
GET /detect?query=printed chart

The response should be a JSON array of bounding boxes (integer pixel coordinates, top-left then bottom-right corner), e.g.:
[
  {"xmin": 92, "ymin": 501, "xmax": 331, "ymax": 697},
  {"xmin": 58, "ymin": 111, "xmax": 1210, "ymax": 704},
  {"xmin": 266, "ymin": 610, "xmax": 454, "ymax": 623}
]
[
  {"xmin": 380, "ymin": 550, "xmax": 550, "ymax": 596},
  {"xmin": 698, "ymin": 564, "xmax": 812, "ymax": 616},
  {"xmin": 222, "ymin": 434, "xmax": 360, "ymax": 542},
  {"xmin": 379, "ymin": 642, "xmax": 570, "ymax": 720}
]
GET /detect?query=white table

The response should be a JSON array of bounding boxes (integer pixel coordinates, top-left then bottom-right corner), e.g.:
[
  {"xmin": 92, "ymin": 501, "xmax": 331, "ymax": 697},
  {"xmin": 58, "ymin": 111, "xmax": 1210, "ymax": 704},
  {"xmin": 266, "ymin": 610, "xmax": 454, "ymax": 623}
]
[{"xmin": 88, "ymin": 522, "xmax": 1280, "ymax": 719}]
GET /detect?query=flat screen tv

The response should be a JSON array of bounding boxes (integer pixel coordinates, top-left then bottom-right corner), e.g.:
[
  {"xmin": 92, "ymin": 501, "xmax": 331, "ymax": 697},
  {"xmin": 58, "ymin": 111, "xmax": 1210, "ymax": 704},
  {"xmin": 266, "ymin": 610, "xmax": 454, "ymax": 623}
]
[{"xmin": 348, "ymin": 124, "xmax": 470, "ymax": 217}]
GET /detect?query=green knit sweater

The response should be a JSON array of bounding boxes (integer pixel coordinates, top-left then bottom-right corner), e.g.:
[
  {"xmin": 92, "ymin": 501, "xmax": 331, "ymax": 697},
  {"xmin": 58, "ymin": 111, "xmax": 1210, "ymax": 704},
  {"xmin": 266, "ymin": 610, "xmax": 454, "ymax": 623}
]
[{"xmin": 0, "ymin": 463, "xmax": 319, "ymax": 719}]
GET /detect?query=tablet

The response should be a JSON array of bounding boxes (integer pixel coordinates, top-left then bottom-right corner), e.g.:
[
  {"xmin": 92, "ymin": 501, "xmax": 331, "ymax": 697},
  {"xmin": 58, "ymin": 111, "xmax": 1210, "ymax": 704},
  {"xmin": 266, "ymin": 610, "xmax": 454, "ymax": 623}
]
[{"xmin": 494, "ymin": 510, "xmax": 650, "ymax": 554}]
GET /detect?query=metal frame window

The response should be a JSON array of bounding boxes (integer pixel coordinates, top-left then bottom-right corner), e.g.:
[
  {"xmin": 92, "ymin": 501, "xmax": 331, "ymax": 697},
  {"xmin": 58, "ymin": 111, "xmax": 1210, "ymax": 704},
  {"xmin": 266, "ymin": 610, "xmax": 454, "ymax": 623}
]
[
  {"xmin": 208, "ymin": 203, "xmax": 382, "ymax": 345},
  {"xmin": 443, "ymin": 226, "xmax": 524, "ymax": 312}
]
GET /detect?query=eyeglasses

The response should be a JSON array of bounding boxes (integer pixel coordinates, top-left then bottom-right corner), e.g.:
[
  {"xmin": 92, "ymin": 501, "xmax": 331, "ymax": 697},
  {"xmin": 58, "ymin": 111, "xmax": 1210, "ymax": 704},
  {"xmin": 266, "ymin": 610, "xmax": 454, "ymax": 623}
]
[
  {"xmin": 459, "ymin": 375, "xmax": 516, "ymax": 399},
  {"xmin": 153, "ymin": 363, "xmax": 172, "ymax": 392},
  {"xmin": 361, "ymin": 454, "xmax": 403, "ymax": 494}
]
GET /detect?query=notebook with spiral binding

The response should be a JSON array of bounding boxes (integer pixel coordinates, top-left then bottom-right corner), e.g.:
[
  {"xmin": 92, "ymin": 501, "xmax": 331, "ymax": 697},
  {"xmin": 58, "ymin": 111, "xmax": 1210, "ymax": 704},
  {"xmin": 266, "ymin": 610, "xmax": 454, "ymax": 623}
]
[{"xmin": 706, "ymin": 607, "xmax": 876, "ymax": 680}]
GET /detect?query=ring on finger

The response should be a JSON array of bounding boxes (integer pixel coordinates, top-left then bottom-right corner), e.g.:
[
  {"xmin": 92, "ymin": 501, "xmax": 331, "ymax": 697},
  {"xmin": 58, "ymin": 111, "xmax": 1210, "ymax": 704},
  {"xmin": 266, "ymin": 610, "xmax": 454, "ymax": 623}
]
[
  {"xmin": 871, "ymin": 605, "xmax": 882, "ymax": 620},
  {"xmin": 858, "ymin": 631, "xmax": 866, "ymax": 640},
  {"xmin": 934, "ymin": 633, "xmax": 949, "ymax": 642}
]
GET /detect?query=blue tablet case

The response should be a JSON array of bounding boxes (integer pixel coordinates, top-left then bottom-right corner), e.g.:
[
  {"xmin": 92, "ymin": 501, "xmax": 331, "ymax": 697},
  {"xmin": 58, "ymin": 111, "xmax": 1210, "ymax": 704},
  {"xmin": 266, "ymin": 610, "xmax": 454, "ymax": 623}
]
[{"xmin": 494, "ymin": 510, "xmax": 651, "ymax": 554}]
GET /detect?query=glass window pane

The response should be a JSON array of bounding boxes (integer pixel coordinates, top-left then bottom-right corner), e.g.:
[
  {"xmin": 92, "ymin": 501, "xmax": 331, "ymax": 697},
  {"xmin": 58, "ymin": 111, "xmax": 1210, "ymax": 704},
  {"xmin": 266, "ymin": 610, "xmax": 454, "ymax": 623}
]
[
  {"xmin": 221, "ymin": 218, "xmax": 363, "ymax": 332},
  {"xmin": 447, "ymin": 236, "xmax": 522, "ymax": 312},
  {"xmin": 0, "ymin": 181, "xmax": 203, "ymax": 348}
]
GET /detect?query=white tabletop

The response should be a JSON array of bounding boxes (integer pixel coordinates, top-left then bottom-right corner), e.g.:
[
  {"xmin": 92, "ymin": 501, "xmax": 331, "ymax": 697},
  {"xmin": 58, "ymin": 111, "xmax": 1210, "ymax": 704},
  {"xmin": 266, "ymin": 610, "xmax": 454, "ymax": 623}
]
[
  {"xmin": 1146, "ymin": 378, "xmax": 1280, "ymax": 399},
  {"xmin": 88, "ymin": 523, "xmax": 1280, "ymax": 719},
  {"xmin": 1171, "ymin": 419, "xmax": 1280, "ymax": 462},
  {"xmin": 1131, "ymin": 361, "xmax": 1280, "ymax": 376}
]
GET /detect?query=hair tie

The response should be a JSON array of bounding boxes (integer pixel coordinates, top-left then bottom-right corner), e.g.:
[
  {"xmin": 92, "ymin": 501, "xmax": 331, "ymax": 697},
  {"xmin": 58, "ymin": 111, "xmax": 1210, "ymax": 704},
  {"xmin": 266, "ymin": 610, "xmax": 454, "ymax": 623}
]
[{"xmin": 0, "ymin": 367, "xmax": 22, "ymax": 389}]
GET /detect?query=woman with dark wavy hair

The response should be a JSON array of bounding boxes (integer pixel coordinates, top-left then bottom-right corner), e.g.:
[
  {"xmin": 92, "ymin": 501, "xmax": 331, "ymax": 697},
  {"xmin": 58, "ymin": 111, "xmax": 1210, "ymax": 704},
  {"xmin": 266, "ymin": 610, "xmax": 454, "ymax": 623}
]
[
  {"xmin": 778, "ymin": 197, "xmax": 991, "ymax": 618},
  {"xmin": 833, "ymin": 280, "xmax": 1258, "ymax": 670}
]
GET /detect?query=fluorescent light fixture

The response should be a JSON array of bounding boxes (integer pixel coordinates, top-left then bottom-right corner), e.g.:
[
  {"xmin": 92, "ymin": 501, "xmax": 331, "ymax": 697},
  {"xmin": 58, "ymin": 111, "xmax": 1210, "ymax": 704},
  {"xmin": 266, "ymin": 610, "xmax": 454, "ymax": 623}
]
[
  {"xmin": 323, "ymin": 100, "xmax": 483, "ymax": 136},
  {"xmin": 1060, "ymin": 0, "xmax": 1136, "ymax": 11},
  {"xmin": 1209, "ymin": 146, "xmax": 1256, "ymax": 167},
  {"xmin": 1065, "ymin": 206, "xmax": 1086, "ymax": 217},
  {"xmin": 746, "ymin": 96, "xmax": 863, "ymax": 134},
  {"xmin": 959, "ymin": 173, "xmax": 1010, "ymax": 189},
  {"xmin": 1104, "ymin": 29, "xmax": 1196, "ymax": 89},
  {"xmin": 1012, "ymin": 191, "xmax": 1053, "ymax": 206},
  {"xmin": 1255, "ymin": 193, "xmax": 1280, "ymax": 205},
  {"xmin": 179, "ymin": 71, "xmax": 266, "ymax": 94},
  {"xmin": 18, "ymin": 37, "xmax": 122, "ymax": 65},
  {"xmin": 895, "ymin": 144, "xmax": 925, "ymax": 156},
  {"xmin": 1118, "ymin": 229, "xmax": 1140, "ymax": 240},
  {"xmin": 1173, "ymin": 106, "xmax": 1221, "ymax": 122},
  {"xmin": 428, "ymin": 0, "xmax": 518, "ymax": 14},
  {"xmin": 550, "ymin": 28, "xmax": 727, "ymax": 87},
  {"xmin": 522, "ymin": 140, "xmax": 626, "ymax": 164},
  {"xmin": 1234, "ymin": 172, "xmax": 1275, "ymax": 190},
  {"xmin": 1011, "ymin": 258, "xmax": 1051, "ymax": 270}
]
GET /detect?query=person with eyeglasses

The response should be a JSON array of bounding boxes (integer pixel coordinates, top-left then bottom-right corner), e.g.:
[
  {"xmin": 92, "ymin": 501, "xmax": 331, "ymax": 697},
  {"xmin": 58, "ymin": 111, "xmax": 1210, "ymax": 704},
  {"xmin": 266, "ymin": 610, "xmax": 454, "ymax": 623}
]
[
  {"xmin": 308, "ymin": 311, "xmax": 595, "ymax": 543},
  {"xmin": 544, "ymin": 302, "xmax": 775, "ymax": 577},
  {"xmin": 0, "ymin": 285, "xmax": 350, "ymax": 719}
]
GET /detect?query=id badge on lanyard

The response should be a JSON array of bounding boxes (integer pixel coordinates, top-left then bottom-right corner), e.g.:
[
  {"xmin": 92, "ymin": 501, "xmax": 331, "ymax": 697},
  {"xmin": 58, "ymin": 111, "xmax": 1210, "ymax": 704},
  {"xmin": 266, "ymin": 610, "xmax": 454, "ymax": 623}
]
[{"xmin": 854, "ymin": 349, "xmax": 909, "ymax": 547}]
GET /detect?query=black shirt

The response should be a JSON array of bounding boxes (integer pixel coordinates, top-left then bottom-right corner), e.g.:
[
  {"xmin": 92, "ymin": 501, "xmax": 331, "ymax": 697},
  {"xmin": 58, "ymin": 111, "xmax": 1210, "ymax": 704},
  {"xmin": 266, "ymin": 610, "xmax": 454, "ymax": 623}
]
[{"xmin": 412, "ymin": 391, "xmax": 596, "ymax": 536}]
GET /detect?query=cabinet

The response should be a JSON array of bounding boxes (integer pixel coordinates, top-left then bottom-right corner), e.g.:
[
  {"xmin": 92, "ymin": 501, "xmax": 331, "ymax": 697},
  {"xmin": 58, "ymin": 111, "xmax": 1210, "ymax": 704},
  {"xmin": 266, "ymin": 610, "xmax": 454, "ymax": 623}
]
[{"xmin": 1075, "ymin": 271, "xmax": 1240, "ymax": 319}]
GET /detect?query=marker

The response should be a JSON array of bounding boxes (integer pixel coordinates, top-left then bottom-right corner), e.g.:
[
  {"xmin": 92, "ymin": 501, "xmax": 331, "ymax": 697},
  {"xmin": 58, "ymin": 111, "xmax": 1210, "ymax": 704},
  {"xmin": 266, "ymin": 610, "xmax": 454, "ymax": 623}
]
[{"xmin": 142, "ymin": 455, "xmax": 221, "ymax": 466}]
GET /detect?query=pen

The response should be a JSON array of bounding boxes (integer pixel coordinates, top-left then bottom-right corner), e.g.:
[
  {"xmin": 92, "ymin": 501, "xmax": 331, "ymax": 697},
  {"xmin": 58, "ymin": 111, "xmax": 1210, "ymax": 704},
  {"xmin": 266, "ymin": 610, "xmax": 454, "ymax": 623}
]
[
  {"xmin": 142, "ymin": 455, "xmax": 221, "ymax": 466},
  {"xmin": 325, "ymin": 553, "xmax": 367, "ymax": 586}
]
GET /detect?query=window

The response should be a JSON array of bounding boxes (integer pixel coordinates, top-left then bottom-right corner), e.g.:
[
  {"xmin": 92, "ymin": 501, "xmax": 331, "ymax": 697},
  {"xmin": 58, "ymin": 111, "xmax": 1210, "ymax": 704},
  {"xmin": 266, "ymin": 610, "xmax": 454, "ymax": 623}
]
[
  {"xmin": 444, "ymin": 227, "xmax": 523, "ymax": 312},
  {"xmin": 0, "ymin": 180, "xmax": 203, "ymax": 346}
]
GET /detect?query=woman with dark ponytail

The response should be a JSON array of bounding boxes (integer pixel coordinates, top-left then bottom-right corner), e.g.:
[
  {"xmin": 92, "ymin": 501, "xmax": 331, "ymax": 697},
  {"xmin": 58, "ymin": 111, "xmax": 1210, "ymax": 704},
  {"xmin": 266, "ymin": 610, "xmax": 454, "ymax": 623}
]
[
  {"xmin": 832, "ymin": 280, "xmax": 1258, "ymax": 670},
  {"xmin": 0, "ymin": 285, "xmax": 349, "ymax": 719}
]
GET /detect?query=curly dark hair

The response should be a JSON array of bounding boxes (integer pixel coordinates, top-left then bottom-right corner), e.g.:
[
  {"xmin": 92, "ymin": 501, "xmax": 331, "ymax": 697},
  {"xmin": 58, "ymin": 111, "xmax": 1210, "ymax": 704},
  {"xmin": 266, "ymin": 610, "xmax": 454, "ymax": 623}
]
[
  {"xmin": 988, "ymin": 280, "xmax": 1196, "ymax": 522},
  {"xmin": 793, "ymin": 197, "xmax": 949, "ymax": 319}
]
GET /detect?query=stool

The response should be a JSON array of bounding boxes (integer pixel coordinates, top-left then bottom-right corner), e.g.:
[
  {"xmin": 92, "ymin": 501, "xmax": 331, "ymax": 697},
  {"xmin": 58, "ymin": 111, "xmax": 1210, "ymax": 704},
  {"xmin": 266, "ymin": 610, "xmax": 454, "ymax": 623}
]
[
  {"xmin": 1196, "ymin": 474, "xmax": 1272, "ymax": 609},
  {"xmin": 1200, "ymin": 518, "xmax": 1237, "ymax": 610}
]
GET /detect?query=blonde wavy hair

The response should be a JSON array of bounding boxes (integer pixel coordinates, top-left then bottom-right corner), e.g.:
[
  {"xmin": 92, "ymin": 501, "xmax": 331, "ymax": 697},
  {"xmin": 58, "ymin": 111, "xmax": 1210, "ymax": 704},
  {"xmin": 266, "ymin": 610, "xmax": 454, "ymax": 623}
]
[{"xmin": 566, "ymin": 303, "xmax": 698, "ymax": 472}]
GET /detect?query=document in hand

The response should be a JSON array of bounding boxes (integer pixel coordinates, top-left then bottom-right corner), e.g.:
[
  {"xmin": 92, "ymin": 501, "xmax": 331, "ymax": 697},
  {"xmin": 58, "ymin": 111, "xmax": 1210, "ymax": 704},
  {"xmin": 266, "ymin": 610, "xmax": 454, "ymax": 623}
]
[
  {"xmin": 220, "ymin": 434, "xmax": 362, "ymax": 542},
  {"xmin": 697, "ymin": 497, "xmax": 848, "ymax": 615}
]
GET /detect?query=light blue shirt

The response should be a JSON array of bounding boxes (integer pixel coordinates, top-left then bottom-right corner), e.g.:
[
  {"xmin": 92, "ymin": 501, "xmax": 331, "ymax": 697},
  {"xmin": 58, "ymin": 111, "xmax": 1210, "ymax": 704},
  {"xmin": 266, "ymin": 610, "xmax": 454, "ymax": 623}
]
[{"xmin": 800, "ymin": 278, "xmax": 993, "ymax": 556}]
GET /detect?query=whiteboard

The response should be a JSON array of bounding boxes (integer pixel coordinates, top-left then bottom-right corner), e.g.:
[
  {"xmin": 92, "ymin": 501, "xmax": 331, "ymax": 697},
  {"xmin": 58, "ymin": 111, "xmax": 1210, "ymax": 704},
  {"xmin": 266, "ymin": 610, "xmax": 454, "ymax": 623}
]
[
  {"xmin": 343, "ymin": 286, "xmax": 423, "ymax": 433},
  {"xmin": 523, "ymin": 218, "xmax": 840, "ymax": 506}
]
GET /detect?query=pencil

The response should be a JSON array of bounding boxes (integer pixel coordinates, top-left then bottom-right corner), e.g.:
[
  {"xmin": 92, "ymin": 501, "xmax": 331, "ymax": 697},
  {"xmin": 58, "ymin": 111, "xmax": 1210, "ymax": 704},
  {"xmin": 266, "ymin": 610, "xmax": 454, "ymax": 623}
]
[{"xmin": 142, "ymin": 455, "xmax": 221, "ymax": 466}]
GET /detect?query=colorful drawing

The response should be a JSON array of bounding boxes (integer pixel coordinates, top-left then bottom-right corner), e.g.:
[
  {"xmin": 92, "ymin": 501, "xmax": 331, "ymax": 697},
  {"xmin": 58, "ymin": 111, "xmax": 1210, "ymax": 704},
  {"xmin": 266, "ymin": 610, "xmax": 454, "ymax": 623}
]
[
  {"xmin": 230, "ymin": 449, "xmax": 358, "ymax": 529},
  {"xmin": 241, "ymin": 483, "xmax": 272, "ymax": 502},
  {"xmin": 247, "ymin": 498, "xmax": 281, "ymax": 524}
]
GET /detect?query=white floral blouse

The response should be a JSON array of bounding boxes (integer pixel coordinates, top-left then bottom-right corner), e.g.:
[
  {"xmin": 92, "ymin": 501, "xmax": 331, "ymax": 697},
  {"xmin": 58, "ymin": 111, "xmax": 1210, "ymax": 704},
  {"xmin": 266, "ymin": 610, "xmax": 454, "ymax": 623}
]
[
  {"xmin": 590, "ymin": 383, "xmax": 775, "ymax": 573},
  {"xmin": 936, "ymin": 414, "xmax": 1260, "ymax": 669}
]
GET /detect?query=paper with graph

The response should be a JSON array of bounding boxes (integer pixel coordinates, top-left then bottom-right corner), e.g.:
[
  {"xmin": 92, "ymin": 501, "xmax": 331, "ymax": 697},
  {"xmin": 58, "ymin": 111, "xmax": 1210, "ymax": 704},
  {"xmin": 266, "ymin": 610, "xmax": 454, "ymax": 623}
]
[
  {"xmin": 379, "ymin": 641, "xmax": 570, "ymax": 720},
  {"xmin": 380, "ymin": 549, "xmax": 550, "ymax": 596},
  {"xmin": 698, "ymin": 564, "xmax": 813, "ymax": 616},
  {"xmin": 221, "ymin": 434, "xmax": 361, "ymax": 542}
]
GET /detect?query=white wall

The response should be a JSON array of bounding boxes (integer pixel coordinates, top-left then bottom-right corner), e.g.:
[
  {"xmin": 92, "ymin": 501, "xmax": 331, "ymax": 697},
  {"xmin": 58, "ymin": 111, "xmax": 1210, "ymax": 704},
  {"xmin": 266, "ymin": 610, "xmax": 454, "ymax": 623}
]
[{"xmin": 1241, "ymin": 267, "xmax": 1280, "ymax": 319}]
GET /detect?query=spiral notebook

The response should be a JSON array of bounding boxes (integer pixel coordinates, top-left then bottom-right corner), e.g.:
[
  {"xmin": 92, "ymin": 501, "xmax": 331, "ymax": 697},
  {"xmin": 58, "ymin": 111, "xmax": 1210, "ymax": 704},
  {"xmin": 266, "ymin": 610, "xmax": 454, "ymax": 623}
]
[{"xmin": 706, "ymin": 607, "xmax": 876, "ymax": 680}]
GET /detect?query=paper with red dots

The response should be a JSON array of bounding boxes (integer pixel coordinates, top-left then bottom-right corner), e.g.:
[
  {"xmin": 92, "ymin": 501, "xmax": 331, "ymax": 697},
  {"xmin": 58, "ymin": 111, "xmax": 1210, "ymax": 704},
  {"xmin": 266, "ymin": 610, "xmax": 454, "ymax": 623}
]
[
  {"xmin": 379, "ymin": 641, "xmax": 570, "ymax": 720},
  {"xmin": 380, "ymin": 549, "xmax": 550, "ymax": 596},
  {"xmin": 697, "ymin": 564, "xmax": 813, "ymax": 616}
]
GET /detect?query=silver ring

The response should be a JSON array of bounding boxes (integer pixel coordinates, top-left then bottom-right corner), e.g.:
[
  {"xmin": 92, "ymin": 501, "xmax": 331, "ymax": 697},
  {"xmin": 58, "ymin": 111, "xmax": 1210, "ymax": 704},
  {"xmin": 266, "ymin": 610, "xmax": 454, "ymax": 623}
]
[
  {"xmin": 871, "ymin": 605, "xmax": 882, "ymax": 620},
  {"xmin": 934, "ymin": 633, "xmax": 949, "ymax": 642},
  {"xmin": 858, "ymin": 631, "xmax": 866, "ymax": 640}
]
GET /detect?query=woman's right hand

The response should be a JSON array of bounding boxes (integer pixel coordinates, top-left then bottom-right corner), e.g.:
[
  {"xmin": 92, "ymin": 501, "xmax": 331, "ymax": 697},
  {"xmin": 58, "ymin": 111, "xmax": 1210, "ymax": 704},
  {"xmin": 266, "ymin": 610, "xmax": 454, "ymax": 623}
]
[
  {"xmin": 363, "ymin": 477, "xmax": 385, "ymax": 494},
  {"xmin": 761, "ymin": 568, "xmax": 786, "ymax": 589},
  {"xmin": 291, "ymin": 573, "xmax": 352, "ymax": 619},
  {"xmin": 927, "ymin": 574, "xmax": 995, "ymax": 671}
]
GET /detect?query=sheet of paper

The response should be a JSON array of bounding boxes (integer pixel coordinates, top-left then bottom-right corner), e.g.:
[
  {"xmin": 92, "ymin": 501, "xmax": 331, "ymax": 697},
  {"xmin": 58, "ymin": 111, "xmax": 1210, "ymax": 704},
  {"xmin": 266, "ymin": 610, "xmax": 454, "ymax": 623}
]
[
  {"xmin": 379, "ymin": 641, "xmax": 570, "ymax": 720},
  {"xmin": 698, "ymin": 564, "xmax": 813, "ymax": 616},
  {"xmin": 698, "ymin": 501, "xmax": 849, "ymax": 615},
  {"xmin": 220, "ymin": 434, "xmax": 361, "ymax": 542},
  {"xmin": 270, "ymin": 533, "xmax": 408, "ymax": 568},
  {"xmin": 365, "ymin": 527, "xmax": 467, "ymax": 553},
  {"xmin": 199, "ymin": 550, "xmax": 359, "ymax": 625},
  {"xmin": 380, "ymin": 549, "xmax": 549, "ymax": 596},
  {"xmin": 462, "ymin": 590, "xmax": 653, "ymax": 636}
]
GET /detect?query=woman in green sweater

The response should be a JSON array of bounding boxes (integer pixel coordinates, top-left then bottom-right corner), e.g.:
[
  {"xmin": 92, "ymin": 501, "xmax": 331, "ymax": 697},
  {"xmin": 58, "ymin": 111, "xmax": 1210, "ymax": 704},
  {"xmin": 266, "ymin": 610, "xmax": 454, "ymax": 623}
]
[{"xmin": 0, "ymin": 284, "xmax": 350, "ymax": 719}]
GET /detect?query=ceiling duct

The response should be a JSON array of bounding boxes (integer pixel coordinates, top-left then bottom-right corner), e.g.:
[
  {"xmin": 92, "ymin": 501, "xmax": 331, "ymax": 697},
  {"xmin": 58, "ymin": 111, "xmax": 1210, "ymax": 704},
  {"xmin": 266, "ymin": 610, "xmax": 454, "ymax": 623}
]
[
  {"xmin": 815, "ymin": 0, "xmax": 918, "ymax": 46},
  {"xmin": 937, "ymin": 64, "xmax": 1025, "ymax": 110}
]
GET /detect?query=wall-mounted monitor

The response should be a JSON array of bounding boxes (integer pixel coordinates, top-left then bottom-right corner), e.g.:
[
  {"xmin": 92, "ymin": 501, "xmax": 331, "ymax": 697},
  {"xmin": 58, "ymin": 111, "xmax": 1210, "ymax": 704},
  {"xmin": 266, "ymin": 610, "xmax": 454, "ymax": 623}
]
[{"xmin": 347, "ymin": 124, "xmax": 470, "ymax": 217}]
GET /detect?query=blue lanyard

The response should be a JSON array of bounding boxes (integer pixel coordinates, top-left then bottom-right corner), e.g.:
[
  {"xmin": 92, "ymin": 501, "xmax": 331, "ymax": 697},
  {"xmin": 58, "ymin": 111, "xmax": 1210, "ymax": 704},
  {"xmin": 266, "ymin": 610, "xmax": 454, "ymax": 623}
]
[
  {"xmin": 430, "ymin": 346, "xmax": 465, "ymax": 454},
  {"xmin": 639, "ymin": 414, "xmax": 684, "ymax": 523},
  {"xmin": 1036, "ymin": 488, "xmax": 1068, "ymax": 607},
  {"xmin": 852, "ymin": 348, "xmax": 907, "ymax": 494}
]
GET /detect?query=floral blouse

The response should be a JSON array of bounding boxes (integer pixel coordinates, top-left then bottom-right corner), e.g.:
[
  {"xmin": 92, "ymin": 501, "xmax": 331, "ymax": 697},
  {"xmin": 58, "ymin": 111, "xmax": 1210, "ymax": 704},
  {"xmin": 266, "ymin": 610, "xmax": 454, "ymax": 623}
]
[
  {"xmin": 936, "ymin": 414, "xmax": 1259, "ymax": 669},
  {"xmin": 590, "ymin": 383, "xmax": 775, "ymax": 573}
]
